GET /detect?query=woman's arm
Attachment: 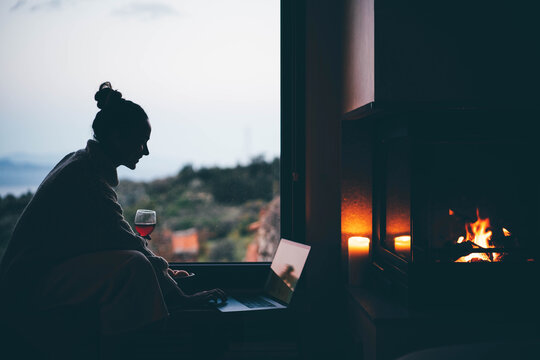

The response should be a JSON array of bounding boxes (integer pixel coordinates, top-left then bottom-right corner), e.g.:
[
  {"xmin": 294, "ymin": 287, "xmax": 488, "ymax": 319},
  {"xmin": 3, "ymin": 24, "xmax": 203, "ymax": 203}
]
[
  {"xmin": 89, "ymin": 180, "xmax": 152, "ymax": 254},
  {"xmin": 85, "ymin": 178, "xmax": 226, "ymax": 304}
]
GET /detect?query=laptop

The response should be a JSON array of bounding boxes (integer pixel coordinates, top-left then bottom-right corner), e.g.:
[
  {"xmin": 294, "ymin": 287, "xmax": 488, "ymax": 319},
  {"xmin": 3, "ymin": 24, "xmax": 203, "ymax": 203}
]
[{"xmin": 218, "ymin": 238, "xmax": 311, "ymax": 312}]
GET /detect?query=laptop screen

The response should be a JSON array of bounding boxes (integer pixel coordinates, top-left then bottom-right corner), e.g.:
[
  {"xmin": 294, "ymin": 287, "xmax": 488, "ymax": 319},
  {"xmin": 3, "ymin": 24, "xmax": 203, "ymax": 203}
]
[{"xmin": 264, "ymin": 239, "xmax": 311, "ymax": 304}]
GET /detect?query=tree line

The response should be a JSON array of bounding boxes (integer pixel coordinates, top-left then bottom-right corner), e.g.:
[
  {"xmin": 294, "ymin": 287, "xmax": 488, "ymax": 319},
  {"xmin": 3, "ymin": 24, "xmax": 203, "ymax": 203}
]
[{"xmin": 0, "ymin": 156, "xmax": 280, "ymax": 262}]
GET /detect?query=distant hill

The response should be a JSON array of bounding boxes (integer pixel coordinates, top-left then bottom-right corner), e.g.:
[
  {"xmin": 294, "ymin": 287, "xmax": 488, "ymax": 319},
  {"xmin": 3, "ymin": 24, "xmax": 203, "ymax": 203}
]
[
  {"xmin": 1, "ymin": 152, "xmax": 60, "ymax": 166},
  {"xmin": 0, "ymin": 158, "xmax": 51, "ymax": 186}
]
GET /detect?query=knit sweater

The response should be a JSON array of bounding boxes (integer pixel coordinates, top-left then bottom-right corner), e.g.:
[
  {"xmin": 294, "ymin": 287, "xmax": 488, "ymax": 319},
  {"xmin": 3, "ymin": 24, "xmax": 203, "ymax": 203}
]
[{"xmin": 0, "ymin": 140, "xmax": 176, "ymax": 307}]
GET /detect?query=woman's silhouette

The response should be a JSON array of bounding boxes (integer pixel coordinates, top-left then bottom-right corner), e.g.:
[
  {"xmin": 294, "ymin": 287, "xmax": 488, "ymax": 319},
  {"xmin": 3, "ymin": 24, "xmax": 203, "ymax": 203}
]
[{"xmin": 0, "ymin": 82, "xmax": 226, "ymax": 357}]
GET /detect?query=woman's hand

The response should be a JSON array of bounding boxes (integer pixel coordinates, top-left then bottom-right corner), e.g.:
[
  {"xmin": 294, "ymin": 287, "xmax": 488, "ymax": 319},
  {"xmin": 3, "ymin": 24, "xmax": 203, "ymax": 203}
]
[
  {"xmin": 165, "ymin": 283, "xmax": 227, "ymax": 309},
  {"xmin": 186, "ymin": 288, "xmax": 227, "ymax": 305},
  {"xmin": 167, "ymin": 268, "xmax": 191, "ymax": 279}
]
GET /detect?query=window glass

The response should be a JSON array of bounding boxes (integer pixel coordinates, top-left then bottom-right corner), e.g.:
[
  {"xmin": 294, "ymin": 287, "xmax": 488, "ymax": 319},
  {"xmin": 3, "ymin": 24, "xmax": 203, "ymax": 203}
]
[{"xmin": 0, "ymin": 0, "xmax": 280, "ymax": 262}]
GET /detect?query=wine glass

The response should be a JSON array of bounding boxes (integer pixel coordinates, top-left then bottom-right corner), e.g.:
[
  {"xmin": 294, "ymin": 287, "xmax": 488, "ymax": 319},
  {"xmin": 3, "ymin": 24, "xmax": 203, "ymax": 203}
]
[{"xmin": 134, "ymin": 209, "xmax": 156, "ymax": 237}]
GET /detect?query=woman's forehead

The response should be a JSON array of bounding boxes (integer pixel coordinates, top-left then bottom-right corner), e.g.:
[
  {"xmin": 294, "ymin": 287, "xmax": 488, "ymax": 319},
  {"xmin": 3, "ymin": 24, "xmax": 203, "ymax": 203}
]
[
  {"xmin": 133, "ymin": 117, "xmax": 151, "ymax": 138},
  {"xmin": 144, "ymin": 121, "xmax": 151, "ymax": 139},
  {"xmin": 126, "ymin": 128, "xmax": 150, "ymax": 144},
  {"xmin": 138, "ymin": 129, "xmax": 151, "ymax": 141}
]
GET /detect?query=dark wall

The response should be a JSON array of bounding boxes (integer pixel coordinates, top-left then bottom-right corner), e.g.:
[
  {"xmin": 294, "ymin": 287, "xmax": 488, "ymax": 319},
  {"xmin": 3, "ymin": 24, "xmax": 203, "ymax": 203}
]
[
  {"xmin": 344, "ymin": 0, "xmax": 374, "ymax": 111},
  {"xmin": 304, "ymin": 0, "xmax": 344, "ymax": 304},
  {"xmin": 345, "ymin": 0, "xmax": 540, "ymax": 106},
  {"xmin": 376, "ymin": 0, "xmax": 540, "ymax": 104},
  {"xmin": 301, "ymin": 0, "xmax": 348, "ymax": 357}
]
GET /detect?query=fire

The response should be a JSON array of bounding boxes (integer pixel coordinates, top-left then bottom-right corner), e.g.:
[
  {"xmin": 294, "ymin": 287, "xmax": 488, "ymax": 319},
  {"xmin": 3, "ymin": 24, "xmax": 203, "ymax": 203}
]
[{"xmin": 453, "ymin": 208, "xmax": 502, "ymax": 263}]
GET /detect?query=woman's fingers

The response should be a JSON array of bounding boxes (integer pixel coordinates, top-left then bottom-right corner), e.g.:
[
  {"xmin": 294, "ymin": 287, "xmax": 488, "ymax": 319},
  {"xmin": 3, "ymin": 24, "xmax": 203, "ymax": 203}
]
[
  {"xmin": 176, "ymin": 270, "xmax": 190, "ymax": 277},
  {"xmin": 168, "ymin": 269, "xmax": 191, "ymax": 278},
  {"xmin": 207, "ymin": 288, "xmax": 227, "ymax": 301},
  {"xmin": 188, "ymin": 288, "xmax": 227, "ymax": 305},
  {"xmin": 202, "ymin": 289, "xmax": 227, "ymax": 301},
  {"xmin": 215, "ymin": 288, "xmax": 227, "ymax": 300}
]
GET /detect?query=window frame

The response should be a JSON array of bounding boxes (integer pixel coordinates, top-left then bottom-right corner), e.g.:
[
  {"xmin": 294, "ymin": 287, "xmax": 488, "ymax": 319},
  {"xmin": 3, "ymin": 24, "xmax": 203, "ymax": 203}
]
[{"xmin": 170, "ymin": 0, "xmax": 306, "ymax": 290}]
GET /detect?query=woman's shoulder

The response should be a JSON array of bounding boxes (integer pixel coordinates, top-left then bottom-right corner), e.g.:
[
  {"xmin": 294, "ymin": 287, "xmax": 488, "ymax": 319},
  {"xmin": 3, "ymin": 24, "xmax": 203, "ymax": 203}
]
[
  {"xmin": 57, "ymin": 149, "xmax": 117, "ymax": 197},
  {"xmin": 49, "ymin": 149, "xmax": 92, "ymax": 178},
  {"xmin": 37, "ymin": 149, "xmax": 96, "ymax": 191}
]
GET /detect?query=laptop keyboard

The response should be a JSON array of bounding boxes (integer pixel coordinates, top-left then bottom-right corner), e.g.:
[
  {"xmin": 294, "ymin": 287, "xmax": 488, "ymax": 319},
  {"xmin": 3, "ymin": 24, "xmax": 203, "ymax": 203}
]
[{"xmin": 235, "ymin": 296, "xmax": 276, "ymax": 309}]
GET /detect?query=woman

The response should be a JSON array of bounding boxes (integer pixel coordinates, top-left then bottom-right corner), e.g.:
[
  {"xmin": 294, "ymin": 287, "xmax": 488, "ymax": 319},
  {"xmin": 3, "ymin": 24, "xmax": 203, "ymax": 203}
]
[{"xmin": 0, "ymin": 82, "xmax": 226, "ymax": 355}]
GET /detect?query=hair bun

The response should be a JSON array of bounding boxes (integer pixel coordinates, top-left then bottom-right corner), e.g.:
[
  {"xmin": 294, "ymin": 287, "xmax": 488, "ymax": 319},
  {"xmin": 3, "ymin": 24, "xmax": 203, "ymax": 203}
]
[{"xmin": 94, "ymin": 81, "xmax": 123, "ymax": 110}]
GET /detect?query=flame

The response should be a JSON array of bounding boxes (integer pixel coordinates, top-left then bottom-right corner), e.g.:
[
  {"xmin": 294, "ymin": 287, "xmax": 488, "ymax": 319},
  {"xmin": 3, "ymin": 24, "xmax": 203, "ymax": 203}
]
[
  {"xmin": 502, "ymin": 228, "xmax": 511, "ymax": 237},
  {"xmin": 455, "ymin": 208, "xmax": 497, "ymax": 263},
  {"xmin": 492, "ymin": 252, "xmax": 503, "ymax": 262}
]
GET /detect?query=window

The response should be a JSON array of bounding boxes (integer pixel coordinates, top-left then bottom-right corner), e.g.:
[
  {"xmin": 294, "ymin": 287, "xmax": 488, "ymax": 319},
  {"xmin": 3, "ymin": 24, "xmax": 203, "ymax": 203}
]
[{"xmin": 0, "ymin": 0, "xmax": 281, "ymax": 263}]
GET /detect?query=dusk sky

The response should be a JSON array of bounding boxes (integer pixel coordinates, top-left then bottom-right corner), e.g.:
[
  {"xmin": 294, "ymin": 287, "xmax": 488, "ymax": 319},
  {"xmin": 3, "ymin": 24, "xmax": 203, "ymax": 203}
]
[{"xmin": 0, "ymin": 0, "xmax": 280, "ymax": 181}]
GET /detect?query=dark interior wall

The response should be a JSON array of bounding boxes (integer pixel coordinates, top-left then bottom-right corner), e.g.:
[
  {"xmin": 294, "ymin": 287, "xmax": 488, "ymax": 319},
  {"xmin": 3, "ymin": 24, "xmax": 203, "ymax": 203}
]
[
  {"xmin": 341, "ymin": 0, "xmax": 540, "ymax": 106},
  {"xmin": 303, "ymin": 0, "xmax": 344, "ymax": 306},
  {"xmin": 375, "ymin": 0, "xmax": 540, "ymax": 104},
  {"xmin": 301, "ymin": 0, "xmax": 348, "ymax": 356},
  {"xmin": 344, "ymin": 0, "xmax": 374, "ymax": 112}
]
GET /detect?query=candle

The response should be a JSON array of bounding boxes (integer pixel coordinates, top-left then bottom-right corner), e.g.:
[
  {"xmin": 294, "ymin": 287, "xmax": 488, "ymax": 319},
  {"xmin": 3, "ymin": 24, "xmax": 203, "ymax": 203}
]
[
  {"xmin": 394, "ymin": 235, "xmax": 411, "ymax": 256},
  {"xmin": 348, "ymin": 236, "xmax": 370, "ymax": 286}
]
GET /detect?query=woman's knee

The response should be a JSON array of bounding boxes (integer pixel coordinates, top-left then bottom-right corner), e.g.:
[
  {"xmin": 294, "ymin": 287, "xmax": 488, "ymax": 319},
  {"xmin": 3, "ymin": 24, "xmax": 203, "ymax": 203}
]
[
  {"xmin": 120, "ymin": 250, "xmax": 154, "ymax": 273},
  {"xmin": 107, "ymin": 251, "xmax": 161, "ymax": 297}
]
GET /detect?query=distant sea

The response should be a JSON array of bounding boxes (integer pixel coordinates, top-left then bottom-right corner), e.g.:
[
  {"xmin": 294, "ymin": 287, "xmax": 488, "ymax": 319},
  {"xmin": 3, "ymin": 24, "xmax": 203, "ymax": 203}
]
[
  {"xmin": 0, "ymin": 153, "xmax": 232, "ymax": 197},
  {"xmin": 0, "ymin": 155, "xmax": 176, "ymax": 197},
  {"xmin": 0, "ymin": 157, "xmax": 50, "ymax": 197}
]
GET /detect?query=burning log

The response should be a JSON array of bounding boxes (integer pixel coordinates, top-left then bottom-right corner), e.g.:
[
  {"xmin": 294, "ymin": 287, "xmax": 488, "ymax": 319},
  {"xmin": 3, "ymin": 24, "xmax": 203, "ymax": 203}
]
[
  {"xmin": 438, "ymin": 244, "xmax": 531, "ymax": 262},
  {"xmin": 442, "ymin": 240, "xmax": 525, "ymax": 262},
  {"xmin": 443, "ymin": 207, "xmax": 527, "ymax": 262},
  {"xmin": 447, "ymin": 241, "xmax": 483, "ymax": 261}
]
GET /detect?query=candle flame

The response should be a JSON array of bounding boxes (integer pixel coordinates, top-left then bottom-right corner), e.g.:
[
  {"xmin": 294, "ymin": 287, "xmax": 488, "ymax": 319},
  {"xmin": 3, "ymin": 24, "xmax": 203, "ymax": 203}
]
[
  {"xmin": 395, "ymin": 235, "xmax": 411, "ymax": 243},
  {"xmin": 394, "ymin": 235, "xmax": 411, "ymax": 256},
  {"xmin": 349, "ymin": 236, "xmax": 370, "ymax": 246}
]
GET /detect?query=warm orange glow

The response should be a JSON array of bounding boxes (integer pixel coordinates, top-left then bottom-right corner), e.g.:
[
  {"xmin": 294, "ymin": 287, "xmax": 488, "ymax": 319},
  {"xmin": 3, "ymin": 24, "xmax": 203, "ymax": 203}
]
[
  {"xmin": 348, "ymin": 237, "xmax": 370, "ymax": 285},
  {"xmin": 502, "ymin": 228, "xmax": 511, "ymax": 237},
  {"xmin": 394, "ymin": 235, "xmax": 411, "ymax": 255},
  {"xmin": 341, "ymin": 202, "xmax": 372, "ymax": 236},
  {"xmin": 449, "ymin": 209, "xmax": 454, "ymax": 216},
  {"xmin": 455, "ymin": 209, "xmax": 502, "ymax": 263}
]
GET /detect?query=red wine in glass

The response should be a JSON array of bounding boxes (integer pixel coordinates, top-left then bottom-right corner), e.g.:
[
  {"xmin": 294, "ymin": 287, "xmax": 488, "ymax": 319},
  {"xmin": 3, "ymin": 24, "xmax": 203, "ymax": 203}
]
[
  {"xmin": 134, "ymin": 209, "xmax": 156, "ymax": 237},
  {"xmin": 135, "ymin": 224, "xmax": 155, "ymax": 237}
]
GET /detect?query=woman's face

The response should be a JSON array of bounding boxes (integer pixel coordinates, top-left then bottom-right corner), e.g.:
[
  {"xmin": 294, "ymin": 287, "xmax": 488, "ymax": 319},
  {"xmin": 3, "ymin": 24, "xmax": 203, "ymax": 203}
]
[{"xmin": 113, "ymin": 119, "xmax": 151, "ymax": 170}]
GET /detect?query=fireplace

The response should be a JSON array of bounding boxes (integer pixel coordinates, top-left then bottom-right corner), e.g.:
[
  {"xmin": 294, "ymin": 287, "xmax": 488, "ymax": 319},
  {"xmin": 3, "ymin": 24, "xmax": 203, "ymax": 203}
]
[{"xmin": 342, "ymin": 105, "xmax": 540, "ymax": 310}]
